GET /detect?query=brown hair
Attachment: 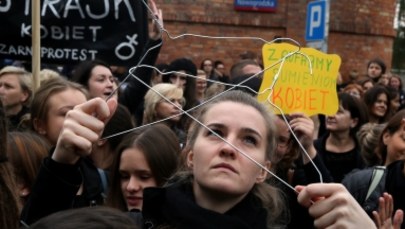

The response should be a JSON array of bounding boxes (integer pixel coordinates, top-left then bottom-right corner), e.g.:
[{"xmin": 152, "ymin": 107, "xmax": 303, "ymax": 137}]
[
  {"xmin": 7, "ymin": 131, "xmax": 50, "ymax": 204},
  {"xmin": 181, "ymin": 90, "xmax": 287, "ymax": 227},
  {"xmin": 271, "ymin": 115, "xmax": 300, "ymax": 178},
  {"xmin": 0, "ymin": 100, "xmax": 20, "ymax": 229},
  {"xmin": 30, "ymin": 77, "xmax": 88, "ymax": 132},
  {"xmin": 343, "ymin": 83, "xmax": 364, "ymax": 98},
  {"xmin": 363, "ymin": 85, "xmax": 391, "ymax": 123},
  {"xmin": 29, "ymin": 206, "xmax": 137, "ymax": 229},
  {"xmin": 106, "ymin": 124, "xmax": 180, "ymax": 211},
  {"xmin": 376, "ymin": 109, "xmax": 405, "ymax": 165}
]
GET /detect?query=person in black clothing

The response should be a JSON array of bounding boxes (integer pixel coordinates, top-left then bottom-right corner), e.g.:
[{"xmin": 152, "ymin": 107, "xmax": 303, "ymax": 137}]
[
  {"xmin": 106, "ymin": 124, "xmax": 179, "ymax": 212},
  {"xmin": 200, "ymin": 58, "xmax": 219, "ymax": 83},
  {"xmin": 213, "ymin": 60, "xmax": 230, "ymax": 83},
  {"xmin": 27, "ymin": 90, "xmax": 379, "ymax": 228},
  {"xmin": 28, "ymin": 206, "xmax": 138, "ymax": 229},
  {"xmin": 0, "ymin": 100, "xmax": 20, "ymax": 229},
  {"xmin": 21, "ymin": 78, "xmax": 107, "ymax": 225},
  {"xmin": 163, "ymin": 58, "xmax": 198, "ymax": 112},
  {"xmin": 366, "ymin": 58, "xmax": 386, "ymax": 84},
  {"xmin": 71, "ymin": 0, "xmax": 164, "ymax": 126},
  {"xmin": 343, "ymin": 110, "xmax": 405, "ymax": 223},
  {"xmin": 140, "ymin": 91, "xmax": 377, "ymax": 229},
  {"xmin": 314, "ymin": 92, "xmax": 368, "ymax": 182},
  {"xmin": 143, "ymin": 90, "xmax": 288, "ymax": 228},
  {"xmin": 272, "ymin": 113, "xmax": 333, "ymax": 229},
  {"xmin": 118, "ymin": 0, "xmax": 164, "ymax": 126},
  {"xmin": 389, "ymin": 74, "xmax": 405, "ymax": 107}
]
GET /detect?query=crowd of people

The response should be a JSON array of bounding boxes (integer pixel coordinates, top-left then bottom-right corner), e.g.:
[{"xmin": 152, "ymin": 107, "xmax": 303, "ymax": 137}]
[{"xmin": 0, "ymin": 1, "xmax": 404, "ymax": 229}]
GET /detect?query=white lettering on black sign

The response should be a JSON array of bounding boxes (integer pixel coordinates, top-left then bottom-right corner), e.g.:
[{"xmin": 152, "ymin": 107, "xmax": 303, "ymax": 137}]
[{"xmin": 0, "ymin": 0, "xmax": 148, "ymax": 65}]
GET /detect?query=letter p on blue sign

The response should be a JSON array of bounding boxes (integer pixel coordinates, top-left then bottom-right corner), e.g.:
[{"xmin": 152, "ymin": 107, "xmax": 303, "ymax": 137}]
[{"xmin": 305, "ymin": 0, "xmax": 327, "ymax": 41}]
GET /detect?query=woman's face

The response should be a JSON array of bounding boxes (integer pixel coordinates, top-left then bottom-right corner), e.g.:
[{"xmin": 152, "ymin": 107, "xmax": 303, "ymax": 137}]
[
  {"xmin": 368, "ymin": 63, "xmax": 383, "ymax": 79},
  {"xmin": 0, "ymin": 73, "xmax": 29, "ymax": 113},
  {"xmin": 120, "ymin": 147, "xmax": 157, "ymax": 211},
  {"xmin": 40, "ymin": 89, "xmax": 87, "ymax": 145},
  {"xmin": 187, "ymin": 101, "xmax": 269, "ymax": 199},
  {"xmin": 363, "ymin": 81, "xmax": 374, "ymax": 92},
  {"xmin": 196, "ymin": 73, "xmax": 207, "ymax": 95},
  {"xmin": 390, "ymin": 77, "xmax": 401, "ymax": 90},
  {"xmin": 169, "ymin": 70, "xmax": 187, "ymax": 90},
  {"xmin": 391, "ymin": 94, "xmax": 400, "ymax": 112},
  {"xmin": 326, "ymin": 105, "xmax": 356, "ymax": 132},
  {"xmin": 378, "ymin": 74, "xmax": 390, "ymax": 86},
  {"xmin": 202, "ymin": 60, "xmax": 213, "ymax": 74},
  {"xmin": 87, "ymin": 65, "xmax": 115, "ymax": 100},
  {"xmin": 372, "ymin": 93, "xmax": 388, "ymax": 119},
  {"xmin": 383, "ymin": 121, "xmax": 405, "ymax": 165},
  {"xmin": 155, "ymin": 93, "xmax": 184, "ymax": 122}
]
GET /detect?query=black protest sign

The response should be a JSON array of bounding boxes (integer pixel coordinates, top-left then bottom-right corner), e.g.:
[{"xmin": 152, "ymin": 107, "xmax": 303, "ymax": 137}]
[{"xmin": 0, "ymin": 0, "xmax": 149, "ymax": 66}]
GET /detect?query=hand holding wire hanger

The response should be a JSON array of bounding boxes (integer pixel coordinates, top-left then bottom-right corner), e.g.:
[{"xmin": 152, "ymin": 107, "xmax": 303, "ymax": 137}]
[
  {"xmin": 52, "ymin": 98, "xmax": 117, "ymax": 165},
  {"xmin": 296, "ymin": 183, "xmax": 377, "ymax": 229}
]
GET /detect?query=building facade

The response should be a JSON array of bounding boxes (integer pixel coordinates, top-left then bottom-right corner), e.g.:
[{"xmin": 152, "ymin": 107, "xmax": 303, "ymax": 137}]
[{"xmin": 155, "ymin": 0, "xmax": 396, "ymax": 82}]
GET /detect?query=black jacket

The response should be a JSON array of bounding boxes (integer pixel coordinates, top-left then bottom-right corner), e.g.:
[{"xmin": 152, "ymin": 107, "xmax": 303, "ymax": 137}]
[
  {"xmin": 119, "ymin": 38, "xmax": 162, "ymax": 126},
  {"xmin": 141, "ymin": 181, "xmax": 274, "ymax": 229},
  {"xmin": 343, "ymin": 160, "xmax": 405, "ymax": 229},
  {"xmin": 7, "ymin": 105, "xmax": 30, "ymax": 131},
  {"xmin": 20, "ymin": 157, "xmax": 105, "ymax": 225},
  {"xmin": 274, "ymin": 154, "xmax": 333, "ymax": 229}
]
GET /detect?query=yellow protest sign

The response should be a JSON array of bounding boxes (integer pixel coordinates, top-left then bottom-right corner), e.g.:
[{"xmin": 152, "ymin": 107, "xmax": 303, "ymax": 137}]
[{"xmin": 257, "ymin": 43, "xmax": 341, "ymax": 116}]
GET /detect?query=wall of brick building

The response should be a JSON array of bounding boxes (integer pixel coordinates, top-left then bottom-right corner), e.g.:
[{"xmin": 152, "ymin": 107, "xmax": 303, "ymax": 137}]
[{"xmin": 155, "ymin": 0, "xmax": 396, "ymax": 82}]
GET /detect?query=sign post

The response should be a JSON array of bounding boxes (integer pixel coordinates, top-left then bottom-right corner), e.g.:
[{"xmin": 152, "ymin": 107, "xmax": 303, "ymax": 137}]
[
  {"xmin": 305, "ymin": 0, "xmax": 329, "ymax": 53},
  {"xmin": 32, "ymin": 0, "xmax": 40, "ymax": 92}
]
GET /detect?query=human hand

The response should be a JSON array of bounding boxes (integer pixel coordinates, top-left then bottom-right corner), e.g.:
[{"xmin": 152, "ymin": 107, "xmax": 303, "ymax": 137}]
[
  {"xmin": 289, "ymin": 113, "xmax": 316, "ymax": 162},
  {"xmin": 289, "ymin": 113, "xmax": 314, "ymax": 148},
  {"xmin": 296, "ymin": 183, "xmax": 377, "ymax": 229},
  {"xmin": 52, "ymin": 98, "xmax": 117, "ymax": 164},
  {"xmin": 372, "ymin": 192, "xmax": 404, "ymax": 229},
  {"xmin": 149, "ymin": 0, "xmax": 163, "ymax": 40}
]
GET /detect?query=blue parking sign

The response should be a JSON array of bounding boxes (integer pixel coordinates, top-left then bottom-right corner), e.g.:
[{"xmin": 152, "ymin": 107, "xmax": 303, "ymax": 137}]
[{"xmin": 305, "ymin": 0, "xmax": 327, "ymax": 41}]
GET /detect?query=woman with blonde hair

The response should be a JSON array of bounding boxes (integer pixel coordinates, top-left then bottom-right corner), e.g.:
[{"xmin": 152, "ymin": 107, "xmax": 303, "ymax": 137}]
[{"xmin": 143, "ymin": 83, "xmax": 186, "ymax": 145}]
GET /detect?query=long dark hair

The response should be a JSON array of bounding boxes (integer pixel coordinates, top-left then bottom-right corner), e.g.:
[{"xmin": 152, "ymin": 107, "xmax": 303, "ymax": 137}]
[
  {"xmin": 71, "ymin": 59, "xmax": 112, "ymax": 88},
  {"xmin": 363, "ymin": 85, "xmax": 391, "ymax": 123},
  {"xmin": 106, "ymin": 124, "xmax": 180, "ymax": 211},
  {"xmin": 339, "ymin": 92, "xmax": 369, "ymax": 136},
  {"xmin": 376, "ymin": 109, "xmax": 405, "ymax": 165},
  {"xmin": 0, "ymin": 100, "xmax": 20, "ymax": 229}
]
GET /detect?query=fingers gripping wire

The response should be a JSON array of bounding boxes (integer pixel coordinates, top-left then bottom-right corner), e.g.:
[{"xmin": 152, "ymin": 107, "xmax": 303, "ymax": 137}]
[{"xmin": 103, "ymin": 0, "xmax": 323, "ymax": 193}]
